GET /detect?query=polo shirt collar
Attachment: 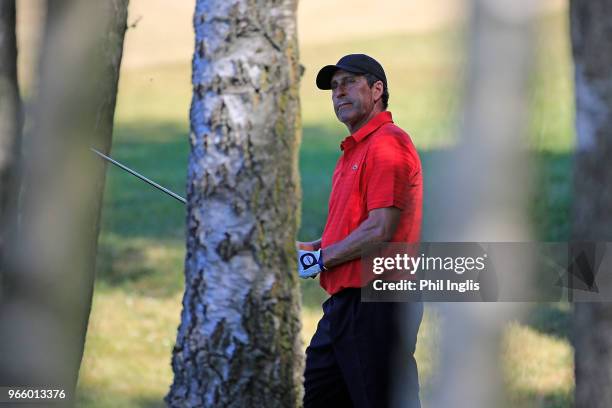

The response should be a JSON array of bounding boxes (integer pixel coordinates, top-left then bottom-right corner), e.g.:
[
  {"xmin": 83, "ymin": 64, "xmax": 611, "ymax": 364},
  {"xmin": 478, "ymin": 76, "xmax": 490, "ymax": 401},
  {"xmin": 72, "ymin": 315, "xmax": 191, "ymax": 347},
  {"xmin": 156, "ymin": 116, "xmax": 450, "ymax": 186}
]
[{"xmin": 340, "ymin": 111, "xmax": 393, "ymax": 151}]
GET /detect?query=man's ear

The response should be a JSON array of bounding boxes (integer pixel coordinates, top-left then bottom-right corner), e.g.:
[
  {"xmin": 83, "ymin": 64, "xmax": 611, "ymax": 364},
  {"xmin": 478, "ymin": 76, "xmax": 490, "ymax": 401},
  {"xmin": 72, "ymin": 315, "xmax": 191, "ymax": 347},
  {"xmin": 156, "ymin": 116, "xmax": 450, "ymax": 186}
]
[{"xmin": 372, "ymin": 80, "xmax": 384, "ymax": 104}]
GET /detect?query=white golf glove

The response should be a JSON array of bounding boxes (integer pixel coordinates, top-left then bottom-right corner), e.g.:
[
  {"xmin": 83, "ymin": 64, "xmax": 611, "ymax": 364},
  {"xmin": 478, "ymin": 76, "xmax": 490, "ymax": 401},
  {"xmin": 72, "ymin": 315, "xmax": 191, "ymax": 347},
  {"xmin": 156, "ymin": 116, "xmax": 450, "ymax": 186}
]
[{"xmin": 296, "ymin": 243, "xmax": 326, "ymax": 279}]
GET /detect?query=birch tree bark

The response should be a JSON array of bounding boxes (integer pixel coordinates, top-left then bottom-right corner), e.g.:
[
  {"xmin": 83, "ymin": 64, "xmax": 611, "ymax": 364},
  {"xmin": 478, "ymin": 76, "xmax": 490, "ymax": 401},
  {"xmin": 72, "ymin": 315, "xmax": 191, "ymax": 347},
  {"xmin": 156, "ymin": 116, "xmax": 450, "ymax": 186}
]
[
  {"xmin": 166, "ymin": 1, "xmax": 303, "ymax": 406},
  {"xmin": 571, "ymin": 1, "xmax": 612, "ymax": 406},
  {"xmin": 0, "ymin": 0, "xmax": 21, "ymax": 275},
  {"xmin": 0, "ymin": 0, "xmax": 129, "ymax": 397}
]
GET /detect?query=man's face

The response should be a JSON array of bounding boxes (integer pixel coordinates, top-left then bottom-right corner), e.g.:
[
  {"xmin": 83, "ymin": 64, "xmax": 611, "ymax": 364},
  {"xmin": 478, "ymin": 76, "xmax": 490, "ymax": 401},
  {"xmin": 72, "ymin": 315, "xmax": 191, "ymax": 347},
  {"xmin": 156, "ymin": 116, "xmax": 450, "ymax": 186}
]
[{"xmin": 330, "ymin": 70, "xmax": 378, "ymax": 131}]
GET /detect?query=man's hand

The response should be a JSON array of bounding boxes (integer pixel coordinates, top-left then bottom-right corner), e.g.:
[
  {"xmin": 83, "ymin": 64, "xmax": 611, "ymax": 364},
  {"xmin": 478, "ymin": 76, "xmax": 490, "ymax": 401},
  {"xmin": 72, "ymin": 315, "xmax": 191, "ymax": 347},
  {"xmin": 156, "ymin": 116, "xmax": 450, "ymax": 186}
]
[
  {"xmin": 297, "ymin": 241, "xmax": 325, "ymax": 279},
  {"xmin": 296, "ymin": 239, "xmax": 321, "ymax": 251}
]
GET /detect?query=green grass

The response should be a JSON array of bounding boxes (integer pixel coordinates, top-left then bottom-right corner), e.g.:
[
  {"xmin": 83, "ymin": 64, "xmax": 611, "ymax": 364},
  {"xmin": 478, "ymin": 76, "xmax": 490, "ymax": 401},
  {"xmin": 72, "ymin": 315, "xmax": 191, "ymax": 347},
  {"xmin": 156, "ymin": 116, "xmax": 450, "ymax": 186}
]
[
  {"xmin": 77, "ymin": 10, "xmax": 575, "ymax": 407},
  {"xmin": 503, "ymin": 304, "xmax": 574, "ymax": 407}
]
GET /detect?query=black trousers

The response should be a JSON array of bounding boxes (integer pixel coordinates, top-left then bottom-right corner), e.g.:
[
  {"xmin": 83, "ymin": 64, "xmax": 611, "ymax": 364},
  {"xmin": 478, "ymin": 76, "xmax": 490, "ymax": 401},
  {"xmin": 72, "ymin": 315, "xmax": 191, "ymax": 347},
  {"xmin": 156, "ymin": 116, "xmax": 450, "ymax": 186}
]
[{"xmin": 304, "ymin": 288, "xmax": 423, "ymax": 408}]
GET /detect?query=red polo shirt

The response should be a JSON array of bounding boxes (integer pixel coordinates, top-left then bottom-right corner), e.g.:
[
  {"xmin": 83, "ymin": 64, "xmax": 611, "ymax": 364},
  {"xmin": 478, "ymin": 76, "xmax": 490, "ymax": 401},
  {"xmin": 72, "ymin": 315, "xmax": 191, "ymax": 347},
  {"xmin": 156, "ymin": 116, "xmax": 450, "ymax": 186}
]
[{"xmin": 320, "ymin": 111, "xmax": 422, "ymax": 295}]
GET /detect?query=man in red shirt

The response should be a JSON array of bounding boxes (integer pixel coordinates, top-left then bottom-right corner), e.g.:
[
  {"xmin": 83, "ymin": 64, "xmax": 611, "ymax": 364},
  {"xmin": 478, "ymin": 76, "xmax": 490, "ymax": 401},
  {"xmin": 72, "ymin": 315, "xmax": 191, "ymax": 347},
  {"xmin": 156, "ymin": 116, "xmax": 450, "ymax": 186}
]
[{"xmin": 298, "ymin": 54, "xmax": 423, "ymax": 408}]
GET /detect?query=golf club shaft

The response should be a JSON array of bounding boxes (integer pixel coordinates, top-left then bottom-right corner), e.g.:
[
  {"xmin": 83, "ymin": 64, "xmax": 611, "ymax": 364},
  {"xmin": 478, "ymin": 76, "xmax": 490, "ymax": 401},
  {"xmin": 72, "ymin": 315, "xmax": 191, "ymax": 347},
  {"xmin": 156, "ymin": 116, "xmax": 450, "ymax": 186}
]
[{"xmin": 91, "ymin": 147, "xmax": 186, "ymax": 204}]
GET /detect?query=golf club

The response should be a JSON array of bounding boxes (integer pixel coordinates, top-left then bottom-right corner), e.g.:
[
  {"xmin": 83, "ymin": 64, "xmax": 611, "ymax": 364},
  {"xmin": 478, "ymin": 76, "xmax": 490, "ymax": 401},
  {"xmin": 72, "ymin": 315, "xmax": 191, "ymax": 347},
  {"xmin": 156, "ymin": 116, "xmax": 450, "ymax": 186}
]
[{"xmin": 91, "ymin": 147, "xmax": 186, "ymax": 204}]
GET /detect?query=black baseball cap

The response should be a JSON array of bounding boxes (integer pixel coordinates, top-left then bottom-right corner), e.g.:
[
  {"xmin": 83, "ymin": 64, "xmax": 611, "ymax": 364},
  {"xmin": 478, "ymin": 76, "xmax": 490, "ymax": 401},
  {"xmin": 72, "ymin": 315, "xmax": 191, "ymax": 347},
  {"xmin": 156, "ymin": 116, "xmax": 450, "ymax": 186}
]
[{"xmin": 316, "ymin": 54, "xmax": 387, "ymax": 90}]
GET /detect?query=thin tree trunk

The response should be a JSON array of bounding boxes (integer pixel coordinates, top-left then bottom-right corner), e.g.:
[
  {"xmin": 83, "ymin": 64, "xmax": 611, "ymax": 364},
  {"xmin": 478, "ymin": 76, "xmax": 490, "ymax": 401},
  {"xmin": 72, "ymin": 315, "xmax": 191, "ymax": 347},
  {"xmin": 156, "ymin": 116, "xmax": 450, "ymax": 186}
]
[
  {"xmin": 0, "ymin": 0, "xmax": 129, "ymax": 399},
  {"xmin": 0, "ymin": 0, "xmax": 21, "ymax": 275},
  {"xmin": 424, "ymin": 1, "xmax": 535, "ymax": 406},
  {"xmin": 571, "ymin": 1, "xmax": 612, "ymax": 406},
  {"xmin": 166, "ymin": 1, "xmax": 303, "ymax": 406}
]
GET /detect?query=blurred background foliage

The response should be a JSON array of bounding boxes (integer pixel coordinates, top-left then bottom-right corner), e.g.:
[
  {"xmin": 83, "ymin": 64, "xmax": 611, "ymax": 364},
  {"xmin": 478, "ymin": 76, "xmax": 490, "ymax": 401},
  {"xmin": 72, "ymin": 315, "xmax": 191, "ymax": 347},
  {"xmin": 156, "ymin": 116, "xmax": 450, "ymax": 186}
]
[{"xmin": 15, "ymin": 0, "xmax": 573, "ymax": 406}]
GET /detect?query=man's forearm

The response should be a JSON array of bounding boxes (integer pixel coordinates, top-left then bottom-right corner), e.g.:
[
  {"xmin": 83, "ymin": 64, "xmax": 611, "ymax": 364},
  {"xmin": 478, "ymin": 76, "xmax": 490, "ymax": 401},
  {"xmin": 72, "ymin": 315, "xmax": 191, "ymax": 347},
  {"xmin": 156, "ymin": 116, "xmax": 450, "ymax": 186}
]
[{"xmin": 322, "ymin": 209, "xmax": 399, "ymax": 269}]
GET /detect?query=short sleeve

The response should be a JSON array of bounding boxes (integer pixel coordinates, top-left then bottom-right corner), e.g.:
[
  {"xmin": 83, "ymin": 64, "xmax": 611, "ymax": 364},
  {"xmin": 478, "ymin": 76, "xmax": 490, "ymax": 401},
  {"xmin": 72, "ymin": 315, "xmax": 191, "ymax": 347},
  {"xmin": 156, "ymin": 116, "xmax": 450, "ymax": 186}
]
[{"xmin": 364, "ymin": 132, "xmax": 416, "ymax": 211}]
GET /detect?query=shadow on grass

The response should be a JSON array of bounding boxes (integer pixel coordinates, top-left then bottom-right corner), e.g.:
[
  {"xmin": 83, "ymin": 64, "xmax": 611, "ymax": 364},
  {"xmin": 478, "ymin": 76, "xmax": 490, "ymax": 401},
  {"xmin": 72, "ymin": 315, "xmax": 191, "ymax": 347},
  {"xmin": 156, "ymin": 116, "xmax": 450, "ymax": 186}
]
[
  {"xmin": 523, "ymin": 303, "xmax": 571, "ymax": 342},
  {"xmin": 507, "ymin": 388, "xmax": 573, "ymax": 408},
  {"xmin": 102, "ymin": 121, "xmax": 189, "ymax": 240},
  {"xmin": 299, "ymin": 123, "xmax": 343, "ymax": 239},
  {"xmin": 96, "ymin": 241, "xmax": 152, "ymax": 285},
  {"xmin": 529, "ymin": 151, "xmax": 574, "ymax": 242}
]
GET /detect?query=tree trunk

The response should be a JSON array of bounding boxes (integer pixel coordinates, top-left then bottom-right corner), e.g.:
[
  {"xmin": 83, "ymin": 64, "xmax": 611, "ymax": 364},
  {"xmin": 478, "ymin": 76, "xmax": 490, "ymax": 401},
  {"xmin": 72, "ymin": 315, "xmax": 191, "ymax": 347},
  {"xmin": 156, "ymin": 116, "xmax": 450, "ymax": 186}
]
[
  {"xmin": 424, "ymin": 1, "xmax": 535, "ymax": 407},
  {"xmin": 166, "ymin": 1, "xmax": 303, "ymax": 406},
  {"xmin": 0, "ymin": 0, "xmax": 21, "ymax": 276},
  {"xmin": 0, "ymin": 0, "xmax": 129, "ymax": 398},
  {"xmin": 571, "ymin": 1, "xmax": 612, "ymax": 407}
]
